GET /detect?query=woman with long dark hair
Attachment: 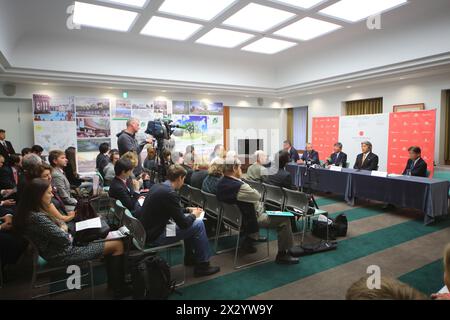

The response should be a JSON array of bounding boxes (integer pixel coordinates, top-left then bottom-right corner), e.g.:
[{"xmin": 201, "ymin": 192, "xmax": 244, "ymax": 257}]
[{"xmin": 13, "ymin": 178, "xmax": 129, "ymax": 298}]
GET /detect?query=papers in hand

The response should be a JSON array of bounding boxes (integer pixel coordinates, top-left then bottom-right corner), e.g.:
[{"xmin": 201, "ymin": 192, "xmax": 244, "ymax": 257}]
[
  {"xmin": 106, "ymin": 226, "xmax": 130, "ymax": 240},
  {"xmin": 75, "ymin": 217, "xmax": 101, "ymax": 232}
]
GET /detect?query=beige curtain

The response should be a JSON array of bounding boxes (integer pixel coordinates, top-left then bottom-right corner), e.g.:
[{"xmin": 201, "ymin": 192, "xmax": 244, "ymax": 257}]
[
  {"xmin": 346, "ymin": 98, "xmax": 383, "ymax": 115},
  {"xmin": 287, "ymin": 108, "xmax": 294, "ymax": 144}
]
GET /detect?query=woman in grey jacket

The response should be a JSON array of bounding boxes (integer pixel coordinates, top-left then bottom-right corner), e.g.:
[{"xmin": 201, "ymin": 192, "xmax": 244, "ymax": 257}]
[{"xmin": 13, "ymin": 178, "xmax": 129, "ymax": 298}]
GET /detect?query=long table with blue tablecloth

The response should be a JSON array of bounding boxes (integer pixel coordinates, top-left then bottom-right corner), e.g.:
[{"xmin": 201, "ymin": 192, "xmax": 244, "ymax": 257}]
[{"xmin": 286, "ymin": 164, "xmax": 449, "ymax": 225}]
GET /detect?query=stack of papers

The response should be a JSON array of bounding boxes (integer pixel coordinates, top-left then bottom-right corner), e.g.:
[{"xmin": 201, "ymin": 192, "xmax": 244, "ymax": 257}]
[{"xmin": 75, "ymin": 217, "xmax": 101, "ymax": 232}]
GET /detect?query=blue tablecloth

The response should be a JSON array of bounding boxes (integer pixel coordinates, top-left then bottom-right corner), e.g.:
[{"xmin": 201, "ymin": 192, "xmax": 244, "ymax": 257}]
[{"xmin": 286, "ymin": 164, "xmax": 449, "ymax": 225}]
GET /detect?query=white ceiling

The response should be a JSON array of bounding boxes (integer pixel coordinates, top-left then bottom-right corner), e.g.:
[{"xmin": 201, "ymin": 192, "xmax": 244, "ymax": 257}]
[{"xmin": 1, "ymin": 0, "xmax": 450, "ymax": 98}]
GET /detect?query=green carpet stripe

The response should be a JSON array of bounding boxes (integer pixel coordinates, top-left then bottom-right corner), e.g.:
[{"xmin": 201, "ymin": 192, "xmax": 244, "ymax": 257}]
[
  {"xmin": 399, "ymin": 259, "xmax": 444, "ymax": 295},
  {"xmin": 173, "ymin": 218, "xmax": 450, "ymax": 300},
  {"xmin": 315, "ymin": 196, "xmax": 343, "ymax": 207}
]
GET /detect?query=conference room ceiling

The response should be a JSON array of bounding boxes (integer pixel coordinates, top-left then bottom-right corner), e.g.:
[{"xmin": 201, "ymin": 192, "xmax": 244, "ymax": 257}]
[{"xmin": 1, "ymin": 0, "xmax": 450, "ymax": 97}]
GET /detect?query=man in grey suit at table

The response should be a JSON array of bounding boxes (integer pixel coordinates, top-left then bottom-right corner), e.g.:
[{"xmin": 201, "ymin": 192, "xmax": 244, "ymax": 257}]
[{"xmin": 353, "ymin": 141, "xmax": 379, "ymax": 171}]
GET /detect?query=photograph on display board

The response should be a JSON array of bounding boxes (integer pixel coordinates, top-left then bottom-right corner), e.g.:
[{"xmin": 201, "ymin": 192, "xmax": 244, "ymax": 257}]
[
  {"xmin": 207, "ymin": 102, "xmax": 224, "ymax": 115},
  {"xmin": 33, "ymin": 94, "xmax": 75, "ymax": 121},
  {"xmin": 114, "ymin": 99, "xmax": 132, "ymax": 119},
  {"xmin": 132, "ymin": 101, "xmax": 153, "ymax": 119},
  {"xmin": 173, "ymin": 100, "xmax": 190, "ymax": 115},
  {"xmin": 34, "ymin": 121, "xmax": 77, "ymax": 154},
  {"xmin": 77, "ymin": 138, "xmax": 111, "ymax": 172},
  {"xmin": 75, "ymin": 97, "xmax": 110, "ymax": 117},
  {"xmin": 189, "ymin": 101, "xmax": 208, "ymax": 115},
  {"xmin": 152, "ymin": 100, "xmax": 168, "ymax": 115},
  {"xmin": 76, "ymin": 117, "xmax": 111, "ymax": 138}
]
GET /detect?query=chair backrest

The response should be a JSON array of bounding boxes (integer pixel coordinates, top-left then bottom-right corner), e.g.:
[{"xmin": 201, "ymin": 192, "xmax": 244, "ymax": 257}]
[
  {"xmin": 179, "ymin": 184, "xmax": 191, "ymax": 202},
  {"xmin": 122, "ymin": 209, "xmax": 147, "ymax": 250},
  {"xmin": 220, "ymin": 202, "xmax": 242, "ymax": 229},
  {"xmin": 262, "ymin": 183, "xmax": 284, "ymax": 209},
  {"xmin": 244, "ymin": 179, "xmax": 265, "ymax": 199},
  {"xmin": 282, "ymin": 188, "xmax": 309, "ymax": 214},
  {"xmin": 201, "ymin": 190, "xmax": 222, "ymax": 218},
  {"xmin": 188, "ymin": 185, "xmax": 204, "ymax": 207},
  {"xmin": 114, "ymin": 200, "xmax": 126, "ymax": 224}
]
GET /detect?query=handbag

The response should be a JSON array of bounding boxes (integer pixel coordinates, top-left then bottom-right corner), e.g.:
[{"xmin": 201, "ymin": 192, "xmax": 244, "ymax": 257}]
[{"xmin": 72, "ymin": 197, "xmax": 110, "ymax": 245}]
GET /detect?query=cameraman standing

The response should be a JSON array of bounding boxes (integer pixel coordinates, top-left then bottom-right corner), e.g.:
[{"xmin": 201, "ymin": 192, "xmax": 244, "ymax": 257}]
[{"xmin": 117, "ymin": 118, "xmax": 153, "ymax": 176}]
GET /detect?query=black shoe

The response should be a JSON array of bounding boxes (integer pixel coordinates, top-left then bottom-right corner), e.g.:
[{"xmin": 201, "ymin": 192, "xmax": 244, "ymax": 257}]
[
  {"xmin": 288, "ymin": 246, "xmax": 305, "ymax": 258},
  {"xmin": 241, "ymin": 238, "xmax": 258, "ymax": 254},
  {"xmin": 193, "ymin": 262, "xmax": 221, "ymax": 277},
  {"xmin": 275, "ymin": 252, "xmax": 299, "ymax": 265}
]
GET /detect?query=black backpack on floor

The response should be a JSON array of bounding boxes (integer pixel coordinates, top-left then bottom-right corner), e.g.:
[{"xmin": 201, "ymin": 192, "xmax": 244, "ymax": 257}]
[
  {"xmin": 131, "ymin": 255, "xmax": 176, "ymax": 300},
  {"xmin": 312, "ymin": 213, "xmax": 348, "ymax": 240}
]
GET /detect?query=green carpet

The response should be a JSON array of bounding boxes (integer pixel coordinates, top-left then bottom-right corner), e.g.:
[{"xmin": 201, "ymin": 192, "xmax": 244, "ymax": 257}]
[
  {"xmin": 173, "ymin": 218, "xmax": 450, "ymax": 300},
  {"xmin": 399, "ymin": 259, "xmax": 444, "ymax": 296}
]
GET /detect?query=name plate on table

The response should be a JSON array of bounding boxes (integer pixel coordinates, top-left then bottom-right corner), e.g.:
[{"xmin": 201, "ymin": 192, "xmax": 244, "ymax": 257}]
[
  {"xmin": 371, "ymin": 171, "xmax": 388, "ymax": 178},
  {"xmin": 329, "ymin": 165, "xmax": 342, "ymax": 172}
]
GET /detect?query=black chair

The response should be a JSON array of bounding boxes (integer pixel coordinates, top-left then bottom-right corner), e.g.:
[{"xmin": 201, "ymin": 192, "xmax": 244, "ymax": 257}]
[
  {"xmin": 179, "ymin": 184, "xmax": 190, "ymax": 206},
  {"xmin": 219, "ymin": 202, "xmax": 270, "ymax": 269},
  {"xmin": 243, "ymin": 179, "xmax": 266, "ymax": 201},
  {"xmin": 282, "ymin": 188, "xmax": 310, "ymax": 242},
  {"xmin": 201, "ymin": 190, "xmax": 227, "ymax": 252},
  {"xmin": 263, "ymin": 183, "xmax": 285, "ymax": 211},
  {"xmin": 188, "ymin": 185, "xmax": 204, "ymax": 208}
]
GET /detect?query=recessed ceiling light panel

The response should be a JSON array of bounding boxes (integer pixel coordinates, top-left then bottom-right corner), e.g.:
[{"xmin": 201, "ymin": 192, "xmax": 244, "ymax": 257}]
[
  {"xmin": 97, "ymin": 0, "xmax": 149, "ymax": 8},
  {"xmin": 242, "ymin": 37, "xmax": 297, "ymax": 54},
  {"xmin": 158, "ymin": 0, "xmax": 237, "ymax": 21},
  {"xmin": 140, "ymin": 16, "xmax": 203, "ymax": 40},
  {"xmin": 319, "ymin": 0, "xmax": 408, "ymax": 23},
  {"xmin": 196, "ymin": 28, "xmax": 255, "ymax": 48},
  {"xmin": 73, "ymin": 2, "xmax": 139, "ymax": 32},
  {"xmin": 271, "ymin": 0, "xmax": 327, "ymax": 9},
  {"xmin": 275, "ymin": 17, "xmax": 342, "ymax": 41},
  {"xmin": 223, "ymin": 3, "xmax": 295, "ymax": 32}
]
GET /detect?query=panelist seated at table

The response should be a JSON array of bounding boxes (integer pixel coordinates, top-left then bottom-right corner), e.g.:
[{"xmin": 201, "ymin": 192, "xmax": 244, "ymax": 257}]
[
  {"xmin": 325, "ymin": 142, "xmax": 348, "ymax": 168},
  {"xmin": 298, "ymin": 143, "xmax": 320, "ymax": 165},
  {"xmin": 402, "ymin": 146, "xmax": 428, "ymax": 177},
  {"xmin": 283, "ymin": 140, "xmax": 300, "ymax": 163},
  {"xmin": 353, "ymin": 141, "xmax": 379, "ymax": 171}
]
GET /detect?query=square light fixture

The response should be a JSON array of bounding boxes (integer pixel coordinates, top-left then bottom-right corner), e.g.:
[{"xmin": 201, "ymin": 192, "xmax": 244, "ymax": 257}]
[
  {"xmin": 73, "ymin": 2, "xmax": 139, "ymax": 32},
  {"xmin": 275, "ymin": 17, "xmax": 342, "ymax": 41},
  {"xmin": 97, "ymin": 0, "xmax": 149, "ymax": 8},
  {"xmin": 319, "ymin": 0, "xmax": 408, "ymax": 23},
  {"xmin": 196, "ymin": 28, "xmax": 255, "ymax": 48},
  {"xmin": 270, "ymin": 0, "xmax": 327, "ymax": 9},
  {"xmin": 158, "ymin": 0, "xmax": 237, "ymax": 21},
  {"xmin": 223, "ymin": 3, "xmax": 295, "ymax": 32},
  {"xmin": 241, "ymin": 37, "xmax": 297, "ymax": 54},
  {"xmin": 140, "ymin": 16, "xmax": 203, "ymax": 40}
]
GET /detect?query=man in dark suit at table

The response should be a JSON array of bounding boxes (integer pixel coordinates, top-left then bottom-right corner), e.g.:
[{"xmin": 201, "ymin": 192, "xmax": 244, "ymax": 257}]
[
  {"xmin": 326, "ymin": 142, "xmax": 348, "ymax": 168},
  {"xmin": 0, "ymin": 129, "xmax": 16, "ymax": 165},
  {"xmin": 353, "ymin": 141, "xmax": 379, "ymax": 171},
  {"xmin": 283, "ymin": 140, "xmax": 300, "ymax": 163},
  {"xmin": 402, "ymin": 146, "xmax": 428, "ymax": 177},
  {"xmin": 299, "ymin": 143, "xmax": 320, "ymax": 165}
]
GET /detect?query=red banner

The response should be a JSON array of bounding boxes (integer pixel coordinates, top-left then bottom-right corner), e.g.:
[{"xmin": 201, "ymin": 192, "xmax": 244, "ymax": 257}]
[
  {"xmin": 312, "ymin": 117, "xmax": 340, "ymax": 160},
  {"xmin": 387, "ymin": 109, "xmax": 436, "ymax": 177}
]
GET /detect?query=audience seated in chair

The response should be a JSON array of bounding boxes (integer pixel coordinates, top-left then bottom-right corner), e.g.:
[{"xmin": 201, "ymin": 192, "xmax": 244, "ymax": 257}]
[
  {"xmin": 139, "ymin": 164, "xmax": 220, "ymax": 277},
  {"xmin": 431, "ymin": 244, "xmax": 450, "ymax": 300},
  {"xmin": 0, "ymin": 154, "xmax": 22, "ymax": 193},
  {"xmin": 216, "ymin": 156, "xmax": 302, "ymax": 265},
  {"xmin": 49, "ymin": 150, "xmax": 78, "ymax": 206},
  {"xmin": 246, "ymin": 150, "xmax": 269, "ymax": 182},
  {"xmin": 96, "ymin": 142, "xmax": 110, "ymax": 178},
  {"xmin": 13, "ymin": 178, "xmax": 129, "ymax": 299},
  {"xmin": 201, "ymin": 158, "xmax": 224, "ymax": 195},
  {"xmin": 108, "ymin": 158, "xmax": 143, "ymax": 218},
  {"xmin": 103, "ymin": 150, "xmax": 120, "ymax": 186},
  {"xmin": 264, "ymin": 150, "xmax": 294, "ymax": 190}
]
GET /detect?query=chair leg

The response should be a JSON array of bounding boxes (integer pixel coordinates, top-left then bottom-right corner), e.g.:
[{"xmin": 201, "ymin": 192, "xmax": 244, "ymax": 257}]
[
  {"xmin": 233, "ymin": 229, "xmax": 241, "ymax": 269},
  {"xmin": 213, "ymin": 214, "xmax": 222, "ymax": 254},
  {"xmin": 89, "ymin": 261, "xmax": 95, "ymax": 300}
]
